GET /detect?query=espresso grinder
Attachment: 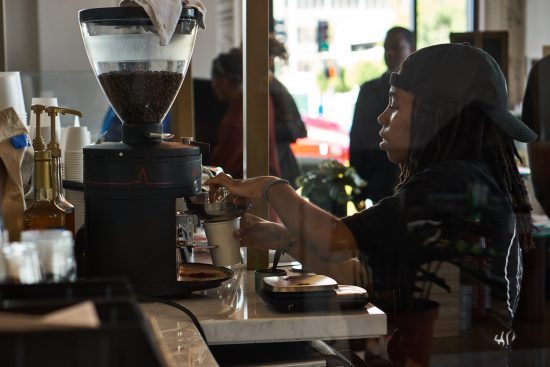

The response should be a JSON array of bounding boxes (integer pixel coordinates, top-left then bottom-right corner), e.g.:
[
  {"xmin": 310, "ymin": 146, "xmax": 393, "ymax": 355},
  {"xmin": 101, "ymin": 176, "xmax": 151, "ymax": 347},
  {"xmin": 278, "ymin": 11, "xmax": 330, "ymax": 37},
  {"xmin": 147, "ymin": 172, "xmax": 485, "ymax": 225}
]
[{"xmin": 79, "ymin": 7, "xmax": 202, "ymax": 296}]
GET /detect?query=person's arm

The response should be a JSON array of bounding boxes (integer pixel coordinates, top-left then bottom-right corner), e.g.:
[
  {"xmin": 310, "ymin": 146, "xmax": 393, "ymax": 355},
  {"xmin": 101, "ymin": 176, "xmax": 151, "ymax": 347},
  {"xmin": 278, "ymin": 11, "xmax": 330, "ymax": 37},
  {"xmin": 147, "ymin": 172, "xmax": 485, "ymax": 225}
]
[
  {"xmin": 207, "ymin": 174, "xmax": 359, "ymax": 262},
  {"xmin": 237, "ymin": 213, "xmax": 368, "ymax": 285}
]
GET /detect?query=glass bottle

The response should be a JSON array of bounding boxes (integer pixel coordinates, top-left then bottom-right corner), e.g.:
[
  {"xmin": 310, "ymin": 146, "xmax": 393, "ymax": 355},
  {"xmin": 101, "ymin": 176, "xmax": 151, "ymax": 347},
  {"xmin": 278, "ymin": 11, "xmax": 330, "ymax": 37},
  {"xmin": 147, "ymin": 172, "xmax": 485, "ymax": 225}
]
[{"xmin": 23, "ymin": 150, "xmax": 66, "ymax": 230}]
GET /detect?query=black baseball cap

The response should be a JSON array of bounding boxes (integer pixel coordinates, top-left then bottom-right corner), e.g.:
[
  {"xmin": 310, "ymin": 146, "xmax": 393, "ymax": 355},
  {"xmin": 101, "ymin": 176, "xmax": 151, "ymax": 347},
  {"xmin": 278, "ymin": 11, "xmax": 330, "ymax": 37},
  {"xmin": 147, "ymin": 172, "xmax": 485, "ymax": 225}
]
[{"xmin": 390, "ymin": 43, "xmax": 537, "ymax": 143}]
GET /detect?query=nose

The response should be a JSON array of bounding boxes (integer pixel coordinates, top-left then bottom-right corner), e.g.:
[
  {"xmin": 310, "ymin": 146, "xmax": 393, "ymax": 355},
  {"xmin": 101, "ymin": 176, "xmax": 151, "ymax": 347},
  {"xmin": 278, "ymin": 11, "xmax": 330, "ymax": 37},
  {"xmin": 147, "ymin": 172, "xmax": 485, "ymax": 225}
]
[{"xmin": 378, "ymin": 107, "xmax": 389, "ymax": 127}]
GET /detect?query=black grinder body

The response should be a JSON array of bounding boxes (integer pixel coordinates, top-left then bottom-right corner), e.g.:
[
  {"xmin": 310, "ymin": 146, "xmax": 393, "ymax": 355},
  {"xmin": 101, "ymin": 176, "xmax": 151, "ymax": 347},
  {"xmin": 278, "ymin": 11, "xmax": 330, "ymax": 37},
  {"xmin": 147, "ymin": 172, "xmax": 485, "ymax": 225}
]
[{"xmin": 83, "ymin": 142, "xmax": 201, "ymax": 296}]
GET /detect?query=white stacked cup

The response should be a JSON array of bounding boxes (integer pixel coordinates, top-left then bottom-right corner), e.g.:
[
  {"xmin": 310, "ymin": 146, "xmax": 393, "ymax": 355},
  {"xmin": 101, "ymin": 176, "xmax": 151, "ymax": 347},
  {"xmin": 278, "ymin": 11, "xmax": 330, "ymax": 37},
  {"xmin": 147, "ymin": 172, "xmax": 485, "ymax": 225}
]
[
  {"xmin": 21, "ymin": 230, "xmax": 76, "ymax": 283},
  {"xmin": 0, "ymin": 72, "xmax": 27, "ymax": 124},
  {"xmin": 64, "ymin": 126, "xmax": 91, "ymax": 182},
  {"xmin": 29, "ymin": 97, "xmax": 61, "ymax": 144},
  {"xmin": 2, "ymin": 242, "xmax": 42, "ymax": 284}
]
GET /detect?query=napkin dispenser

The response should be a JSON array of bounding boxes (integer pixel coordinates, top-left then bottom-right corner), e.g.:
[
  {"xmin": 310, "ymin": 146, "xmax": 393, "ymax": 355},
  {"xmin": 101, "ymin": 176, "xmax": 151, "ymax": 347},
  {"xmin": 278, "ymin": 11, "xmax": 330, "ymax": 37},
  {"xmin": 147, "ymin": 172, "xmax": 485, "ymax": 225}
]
[{"xmin": 258, "ymin": 274, "xmax": 369, "ymax": 312}]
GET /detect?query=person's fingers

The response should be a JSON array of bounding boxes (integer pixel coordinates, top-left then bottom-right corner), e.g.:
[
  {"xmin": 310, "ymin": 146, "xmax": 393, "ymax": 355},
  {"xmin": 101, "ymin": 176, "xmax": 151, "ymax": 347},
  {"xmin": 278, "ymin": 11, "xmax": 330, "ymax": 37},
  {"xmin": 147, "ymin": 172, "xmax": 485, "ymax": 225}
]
[
  {"xmin": 205, "ymin": 172, "xmax": 233, "ymax": 188},
  {"xmin": 240, "ymin": 213, "xmax": 263, "ymax": 227}
]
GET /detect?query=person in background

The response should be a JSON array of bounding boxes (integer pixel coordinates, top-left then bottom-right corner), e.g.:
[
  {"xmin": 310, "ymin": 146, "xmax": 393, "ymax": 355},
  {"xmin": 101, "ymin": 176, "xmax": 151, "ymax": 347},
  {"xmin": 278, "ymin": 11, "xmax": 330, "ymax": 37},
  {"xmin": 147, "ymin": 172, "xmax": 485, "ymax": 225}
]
[
  {"xmin": 516, "ymin": 54, "xmax": 550, "ymax": 322},
  {"xmin": 209, "ymin": 48, "xmax": 281, "ymax": 179},
  {"xmin": 208, "ymin": 44, "xmax": 536, "ymax": 366},
  {"xmin": 522, "ymin": 54, "xmax": 550, "ymax": 216},
  {"xmin": 268, "ymin": 35, "xmax": 307, "ymax": 188},
  {"xmin": 349, "ymin": 27, "xmax": 415, "ymax": 205}
]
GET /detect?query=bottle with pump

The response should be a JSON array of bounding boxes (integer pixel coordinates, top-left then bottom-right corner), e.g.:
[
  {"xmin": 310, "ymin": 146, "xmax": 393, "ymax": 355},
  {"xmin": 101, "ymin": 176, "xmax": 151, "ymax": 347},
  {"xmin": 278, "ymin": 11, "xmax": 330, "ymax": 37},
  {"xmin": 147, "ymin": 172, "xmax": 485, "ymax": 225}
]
[
  {"xmin": 45, "ymin": 106, "xmax": 82, "ymax": 235},
  {"xmin": 23, "ymin": 105, "xmax": 66, "ymax": 230}
]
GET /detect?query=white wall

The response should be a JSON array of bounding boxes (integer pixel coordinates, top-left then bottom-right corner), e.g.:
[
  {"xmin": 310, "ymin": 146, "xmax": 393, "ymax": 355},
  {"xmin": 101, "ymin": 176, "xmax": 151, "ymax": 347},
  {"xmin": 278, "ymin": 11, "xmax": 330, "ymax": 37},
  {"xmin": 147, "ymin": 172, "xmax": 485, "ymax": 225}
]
[
  {"xmin": 192, "ymin": 0, "xmax": 219, "ymax": 79},
  {"xmin": 36, "ymin": 0, "xmax": 116, "ymax": 72},
  {"xmin": 4, "ymin": 0, "xmax": 39, "ymax": 71},
  {"xmin": 192, "ymin": 0, "xmax": 243, "ymax": 79}
]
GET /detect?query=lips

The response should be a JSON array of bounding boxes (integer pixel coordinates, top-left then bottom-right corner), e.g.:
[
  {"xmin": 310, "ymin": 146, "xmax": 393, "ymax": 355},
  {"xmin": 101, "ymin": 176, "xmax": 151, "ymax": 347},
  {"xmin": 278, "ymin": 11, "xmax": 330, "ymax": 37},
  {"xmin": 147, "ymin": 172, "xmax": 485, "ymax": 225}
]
[{"xmin": 379, "ymin": 131, "xmax": 388, "ymax": 150}]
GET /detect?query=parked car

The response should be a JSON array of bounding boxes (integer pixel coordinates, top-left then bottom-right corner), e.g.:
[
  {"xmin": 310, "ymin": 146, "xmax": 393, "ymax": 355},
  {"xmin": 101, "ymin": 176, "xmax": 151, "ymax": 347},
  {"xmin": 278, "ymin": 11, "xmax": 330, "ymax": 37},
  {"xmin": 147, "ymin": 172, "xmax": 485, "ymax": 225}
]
[{"xmin": 291, "ymin": 116, "xmax": 349, "ymax": 172}]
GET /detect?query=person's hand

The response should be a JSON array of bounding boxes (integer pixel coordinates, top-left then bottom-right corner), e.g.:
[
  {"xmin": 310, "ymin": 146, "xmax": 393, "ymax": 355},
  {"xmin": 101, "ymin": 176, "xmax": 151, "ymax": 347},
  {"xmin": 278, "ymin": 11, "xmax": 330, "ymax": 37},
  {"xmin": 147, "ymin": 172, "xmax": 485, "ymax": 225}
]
[
  {"xmin": 235, "ymin": 213, "xmax": 294, "ymax": 252},
  {"xmin": 205, "ymin": 173, "xmax": 280, "ymax": 201}
]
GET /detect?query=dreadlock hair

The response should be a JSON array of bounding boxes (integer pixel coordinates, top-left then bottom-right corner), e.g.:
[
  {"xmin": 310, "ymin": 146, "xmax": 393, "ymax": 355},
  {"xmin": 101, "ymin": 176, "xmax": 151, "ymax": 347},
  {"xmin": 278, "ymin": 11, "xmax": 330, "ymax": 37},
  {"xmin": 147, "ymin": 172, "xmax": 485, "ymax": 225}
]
[{"xmin": 397, "ymin": 95, "xmax": 534, "ymax": 250}]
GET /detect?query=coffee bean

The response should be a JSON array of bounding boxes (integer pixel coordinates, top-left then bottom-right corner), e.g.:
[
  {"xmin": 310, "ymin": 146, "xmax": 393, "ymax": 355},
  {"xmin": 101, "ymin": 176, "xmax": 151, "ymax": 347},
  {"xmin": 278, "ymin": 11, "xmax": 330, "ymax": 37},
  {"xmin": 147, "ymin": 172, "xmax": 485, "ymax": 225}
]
[{"xmin": 98, "ymin": 70, "xmax": 183, "ymax": 124}]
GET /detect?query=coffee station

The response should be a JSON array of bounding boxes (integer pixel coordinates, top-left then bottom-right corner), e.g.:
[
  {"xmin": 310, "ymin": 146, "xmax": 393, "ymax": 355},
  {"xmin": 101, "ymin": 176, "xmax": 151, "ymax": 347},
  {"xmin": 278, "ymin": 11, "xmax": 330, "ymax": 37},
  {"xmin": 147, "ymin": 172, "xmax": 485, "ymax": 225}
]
[{"xmin": 0, "ymin": 3, "xmax": 386, "ymax": 367}]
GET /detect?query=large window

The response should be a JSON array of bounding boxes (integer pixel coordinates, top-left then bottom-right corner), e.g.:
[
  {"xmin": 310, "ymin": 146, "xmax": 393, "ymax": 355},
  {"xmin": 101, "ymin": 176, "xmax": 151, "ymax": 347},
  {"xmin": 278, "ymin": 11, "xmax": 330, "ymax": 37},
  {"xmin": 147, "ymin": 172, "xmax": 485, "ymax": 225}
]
[
  {"xmin": 416, "ymin": 0, "xmax": 472, "ymax": 48},
  {"xmin": 271, "ymin": 0, "xmax": 472, "ymax": 169}
]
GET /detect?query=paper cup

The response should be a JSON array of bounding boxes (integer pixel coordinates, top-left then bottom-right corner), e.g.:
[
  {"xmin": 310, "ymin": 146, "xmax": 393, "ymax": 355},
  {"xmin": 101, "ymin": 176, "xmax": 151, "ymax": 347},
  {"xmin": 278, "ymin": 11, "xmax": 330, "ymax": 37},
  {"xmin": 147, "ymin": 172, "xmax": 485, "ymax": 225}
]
[
  {"xmin": 64, "ymin": 126, "xmax": 91, "ymax": 152},
  {"xmin": 203, "ymin": 218, "xmax": 242, "ymax": 267},
  {"xmin": 0, "ymin": 72, "xmax": 25, "ymax": 121}
]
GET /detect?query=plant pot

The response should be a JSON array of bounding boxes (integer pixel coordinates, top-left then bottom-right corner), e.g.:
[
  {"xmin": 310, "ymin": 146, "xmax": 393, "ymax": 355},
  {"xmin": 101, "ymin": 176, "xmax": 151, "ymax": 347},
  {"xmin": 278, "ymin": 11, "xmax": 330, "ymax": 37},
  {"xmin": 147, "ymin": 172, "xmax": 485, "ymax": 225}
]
[{"xmin": 387, "ymin": 299, "xmax": 440, "ymax": 367}]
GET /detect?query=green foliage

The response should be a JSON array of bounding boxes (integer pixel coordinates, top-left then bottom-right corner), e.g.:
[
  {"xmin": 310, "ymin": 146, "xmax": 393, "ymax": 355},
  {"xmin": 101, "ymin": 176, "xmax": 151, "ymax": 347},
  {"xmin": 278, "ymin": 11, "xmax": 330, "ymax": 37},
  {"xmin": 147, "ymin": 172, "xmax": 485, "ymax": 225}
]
[
  {"xmin": 334, "ymin": 69, "xmax": 351, "ymax": 93},
  {"xmin": 316, "ymin": 65, "xmax": 353, "ymax": 94},
  {"xmin": 316, "ymin": 72, "xmax": 329, "ymax": 94},
  {"xmin": 347, "ymin": 60, "xmax": 386, "ymax": 87},
  {"xmin": 295, "ymin": 159, "xmax": 367, "ymax": 210},
  {"xmin": 316, "ymin": 59, "xmax": 386, "ymax": 95},
  {"xmin": 417, "ymin": 0, "xmax": 467, "ymax": 49}
]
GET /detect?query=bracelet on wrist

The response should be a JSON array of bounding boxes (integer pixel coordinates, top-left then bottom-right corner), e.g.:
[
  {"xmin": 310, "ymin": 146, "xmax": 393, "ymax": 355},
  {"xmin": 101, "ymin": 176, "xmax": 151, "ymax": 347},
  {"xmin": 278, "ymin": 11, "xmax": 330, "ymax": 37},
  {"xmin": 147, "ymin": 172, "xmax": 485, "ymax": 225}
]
[{"xmin": 262, "ymin": 178, "xmax": 290, "ymax": 201}]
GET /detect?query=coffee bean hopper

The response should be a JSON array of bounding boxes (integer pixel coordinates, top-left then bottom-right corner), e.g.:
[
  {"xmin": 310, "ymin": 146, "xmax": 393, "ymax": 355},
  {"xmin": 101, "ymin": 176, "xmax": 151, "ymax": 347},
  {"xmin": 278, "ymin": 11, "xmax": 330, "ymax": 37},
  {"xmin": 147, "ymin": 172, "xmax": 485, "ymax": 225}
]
[{"xmin": 79, "ymin": 7, "xmax": 204, "ymax": 296}]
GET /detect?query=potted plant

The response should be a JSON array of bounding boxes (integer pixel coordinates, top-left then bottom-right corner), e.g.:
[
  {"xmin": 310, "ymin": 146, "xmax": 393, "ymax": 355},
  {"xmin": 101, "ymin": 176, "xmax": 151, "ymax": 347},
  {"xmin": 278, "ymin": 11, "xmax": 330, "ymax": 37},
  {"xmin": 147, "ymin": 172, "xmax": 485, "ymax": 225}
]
[
  {"xmin": 295, "ymin": 159, "xmax": 366, "ymax": 216},
  {"xmin": 381, "ymin": 214, "xmax": 503, "ymax": 367}
]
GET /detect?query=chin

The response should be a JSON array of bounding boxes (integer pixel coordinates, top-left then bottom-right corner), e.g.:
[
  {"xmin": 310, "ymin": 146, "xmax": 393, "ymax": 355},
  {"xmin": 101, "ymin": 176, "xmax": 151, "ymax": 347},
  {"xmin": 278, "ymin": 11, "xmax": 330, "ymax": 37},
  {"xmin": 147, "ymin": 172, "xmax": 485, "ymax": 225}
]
[{"xmin": 386, "ymin": 153, "xmax": 405, "ymax": 165}]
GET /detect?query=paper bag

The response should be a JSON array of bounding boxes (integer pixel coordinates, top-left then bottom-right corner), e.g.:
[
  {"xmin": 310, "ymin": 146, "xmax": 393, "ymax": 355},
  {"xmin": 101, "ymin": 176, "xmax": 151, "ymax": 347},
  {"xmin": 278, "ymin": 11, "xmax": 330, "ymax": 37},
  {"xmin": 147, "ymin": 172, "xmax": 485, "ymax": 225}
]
[{"xmin": 0, "ymin": 107, "xmax": 30, "ymax": 241}]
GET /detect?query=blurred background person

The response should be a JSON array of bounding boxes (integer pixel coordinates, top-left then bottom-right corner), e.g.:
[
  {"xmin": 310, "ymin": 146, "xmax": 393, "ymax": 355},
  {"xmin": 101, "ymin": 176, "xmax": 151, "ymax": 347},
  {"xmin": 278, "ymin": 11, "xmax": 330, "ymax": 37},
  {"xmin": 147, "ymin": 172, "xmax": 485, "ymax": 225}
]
[
  {"xmin": 349, "ymin": 27, "xmax": 415, "ymax": 206},
  {"xmin": 522, "ymin": 54, "xmax": 550, "ymax": 216},
  {"xmin": 209, "ymin": 48, "xmax": 281, "ymax": 179},
  {"xmin": 269, "ymin": 34, "xmax": 307, "ymax": 188}
]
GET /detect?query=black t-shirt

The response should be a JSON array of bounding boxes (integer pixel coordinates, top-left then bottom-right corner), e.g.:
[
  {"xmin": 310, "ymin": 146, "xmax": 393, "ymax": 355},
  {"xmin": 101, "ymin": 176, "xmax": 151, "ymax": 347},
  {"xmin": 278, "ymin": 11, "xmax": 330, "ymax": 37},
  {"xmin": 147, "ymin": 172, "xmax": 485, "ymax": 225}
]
[{"xmin": 343, "ymin": 160, "xmax": 521, "ymax": 319}]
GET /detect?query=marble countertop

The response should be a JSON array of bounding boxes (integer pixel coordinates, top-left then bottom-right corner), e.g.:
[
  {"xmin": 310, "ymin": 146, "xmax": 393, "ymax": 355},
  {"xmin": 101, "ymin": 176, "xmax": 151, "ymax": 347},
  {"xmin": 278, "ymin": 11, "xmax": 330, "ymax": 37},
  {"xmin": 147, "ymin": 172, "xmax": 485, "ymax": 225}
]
[{"xmin": 140, "ymin": 264, "xmax": 386, "ymax": 366}]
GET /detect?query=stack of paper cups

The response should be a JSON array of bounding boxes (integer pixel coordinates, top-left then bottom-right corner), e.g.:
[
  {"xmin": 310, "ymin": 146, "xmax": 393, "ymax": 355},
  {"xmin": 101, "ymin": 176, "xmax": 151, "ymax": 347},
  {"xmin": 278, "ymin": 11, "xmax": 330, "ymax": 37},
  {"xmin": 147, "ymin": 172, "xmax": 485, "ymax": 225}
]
[
  {"xmin": 28, "ymin": 97, "xmax": 61, "ymax": 144},
  {"xmin": 0, "ymin": 72, "xmax": 27, "ymax": 124},
  {"xmin": 64, "ymin": 126, "xmax": 91, "ymax": 182}
]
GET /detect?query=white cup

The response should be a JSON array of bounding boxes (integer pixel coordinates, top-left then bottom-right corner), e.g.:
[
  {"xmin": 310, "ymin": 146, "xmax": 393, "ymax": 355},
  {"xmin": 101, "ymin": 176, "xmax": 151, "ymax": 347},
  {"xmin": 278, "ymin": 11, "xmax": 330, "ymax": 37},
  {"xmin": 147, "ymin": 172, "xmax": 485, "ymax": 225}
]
[
  {"xmin": 64, "ymin": 126, "xmax": 91, "ymax": 152},
  {"xmin": 64, "ymin": 148, "xmax": 84, "ymax": 182},
  {"xmin": 21, "ymin": 230, "xmax": 76, "ymax": 283},
  {"xmin": 0, "ymin": 72, "xmax": 25, "ymax": 122},
  {"xmin": 2, "ymin": 242, "xmax": 42, "ymax": 284},
  {"xmin": 203, "ymin": 218, "xmax": 242, "ymax": 267}
]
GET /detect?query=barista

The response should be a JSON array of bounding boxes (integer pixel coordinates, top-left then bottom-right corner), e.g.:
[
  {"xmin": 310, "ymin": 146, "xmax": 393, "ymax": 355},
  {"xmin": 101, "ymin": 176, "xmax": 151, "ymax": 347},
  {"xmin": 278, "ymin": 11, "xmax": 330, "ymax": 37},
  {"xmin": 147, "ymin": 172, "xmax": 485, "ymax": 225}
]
[{"xmin": 207, "ymin": 44, "xmax": 535, "ymax": 326}]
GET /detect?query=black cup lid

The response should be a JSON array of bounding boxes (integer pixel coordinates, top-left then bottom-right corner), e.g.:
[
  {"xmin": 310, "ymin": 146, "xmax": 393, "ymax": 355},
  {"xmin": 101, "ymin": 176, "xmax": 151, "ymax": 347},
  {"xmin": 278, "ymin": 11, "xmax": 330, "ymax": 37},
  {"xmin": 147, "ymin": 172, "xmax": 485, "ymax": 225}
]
[{"xmin": 79, "ymin": 6, "xmax": 197, "ymax": 24}]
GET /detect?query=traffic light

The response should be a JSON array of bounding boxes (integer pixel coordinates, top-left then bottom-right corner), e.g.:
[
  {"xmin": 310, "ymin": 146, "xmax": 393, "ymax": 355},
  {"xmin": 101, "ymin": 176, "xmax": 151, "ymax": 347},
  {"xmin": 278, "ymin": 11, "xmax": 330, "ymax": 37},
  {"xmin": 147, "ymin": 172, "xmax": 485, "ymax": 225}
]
[{"xmin": 317, "ymin": 21, "xmax": 329, "ymax": 52}]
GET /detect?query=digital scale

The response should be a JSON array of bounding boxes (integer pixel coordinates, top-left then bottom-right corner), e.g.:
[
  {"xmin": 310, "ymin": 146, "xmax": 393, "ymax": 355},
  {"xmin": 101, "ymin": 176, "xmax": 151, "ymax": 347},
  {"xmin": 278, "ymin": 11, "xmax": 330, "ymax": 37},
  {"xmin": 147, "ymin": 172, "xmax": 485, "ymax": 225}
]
[{"xmin": 257, "ymin": 274, "xmax": 369, "ymax": 312}]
